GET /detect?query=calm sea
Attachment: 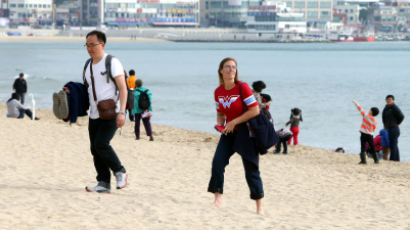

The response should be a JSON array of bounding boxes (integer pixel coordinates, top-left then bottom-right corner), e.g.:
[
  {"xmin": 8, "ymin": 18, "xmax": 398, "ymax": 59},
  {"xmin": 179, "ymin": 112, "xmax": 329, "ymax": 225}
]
[{"xmin": 0, "ymin": 41, "xmax": 409, "ymax": 161}]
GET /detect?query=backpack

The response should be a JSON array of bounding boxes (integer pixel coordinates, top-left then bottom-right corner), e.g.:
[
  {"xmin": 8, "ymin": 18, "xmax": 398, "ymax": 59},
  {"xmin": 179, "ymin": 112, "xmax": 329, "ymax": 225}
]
[
  {"xmin": 136, "ymin": 89, "xmax": 150, "ymax": 111},
  {"xmin": 82, "ymin": 55, "xmax": 119, "ymax": 94},
  {"xmin": 238, "ymin": 82, "xmax": 278, "ymax": 154}
]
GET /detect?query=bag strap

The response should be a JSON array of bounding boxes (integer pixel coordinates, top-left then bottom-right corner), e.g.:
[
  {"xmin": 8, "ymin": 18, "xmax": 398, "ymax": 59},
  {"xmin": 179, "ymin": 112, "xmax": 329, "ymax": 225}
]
[
  {"xmin": 104, "ymin": 55, "xmax": 119, "ymax": 95},
  {"xmin": 237, "ymin": 82, "xmax": 247, "ymax": 113},
  {"xmin": 89, "ymin": 59, "xmax": 98, "ymax": 102},
  {"xmin": 83, "ymin": 58, "xmax": 92, "ymax": 88}
]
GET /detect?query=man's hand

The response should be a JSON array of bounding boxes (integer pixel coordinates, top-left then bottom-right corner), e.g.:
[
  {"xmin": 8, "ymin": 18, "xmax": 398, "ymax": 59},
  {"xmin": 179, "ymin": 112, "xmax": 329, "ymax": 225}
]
[{"xmin": 116, "ymin": 113, "xmax": 126, "ymax": 128}]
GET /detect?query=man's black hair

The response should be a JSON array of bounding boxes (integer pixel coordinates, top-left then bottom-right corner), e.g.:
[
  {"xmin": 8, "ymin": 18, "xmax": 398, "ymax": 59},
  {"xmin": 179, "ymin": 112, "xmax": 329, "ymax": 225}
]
[
  {"xmin": 371, "ymin": 107, "xmax": 379, "ymax": 116},
  {"xmin": 386, "ymin": 95, "xmax": 395, "ymax": 101},
  {"xmin": 86, "ymin": 30, "xmax": 107, "ymax": 44},
  {"xmin": 129, "ymin": 69, "xmax": 135, "ymax": 76},
  {"xmin": 19, "ymin": 73, "xmax": 24, "ymax": 77},
  {"xmin": 252, "ymin": 81, "xmax": 266, "ymax": 93}
]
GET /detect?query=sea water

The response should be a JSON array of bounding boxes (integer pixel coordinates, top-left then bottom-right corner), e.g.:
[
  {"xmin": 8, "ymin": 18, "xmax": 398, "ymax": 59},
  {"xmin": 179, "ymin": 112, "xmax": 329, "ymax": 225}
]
[{"xmin": 0, "ymin": 41, "xmax": 409, "ymax": 161}]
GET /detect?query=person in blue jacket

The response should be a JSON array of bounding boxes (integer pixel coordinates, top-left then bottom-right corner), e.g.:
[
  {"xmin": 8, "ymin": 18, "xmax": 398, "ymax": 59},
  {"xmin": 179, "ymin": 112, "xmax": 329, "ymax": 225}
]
[{"xmin": 131, "ymin": 79, "xmax": 153, "ymax": 141}]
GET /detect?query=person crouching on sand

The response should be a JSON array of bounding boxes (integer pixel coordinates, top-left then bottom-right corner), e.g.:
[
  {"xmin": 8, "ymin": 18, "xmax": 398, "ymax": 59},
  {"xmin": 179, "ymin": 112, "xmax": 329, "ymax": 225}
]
[
  {"xmin": 353, "ymin": 99, "xmax": 379, "ymax": 164},
  {"xmin": 207, "ymin": 57, "xmax": 264, "ymax": 214}
]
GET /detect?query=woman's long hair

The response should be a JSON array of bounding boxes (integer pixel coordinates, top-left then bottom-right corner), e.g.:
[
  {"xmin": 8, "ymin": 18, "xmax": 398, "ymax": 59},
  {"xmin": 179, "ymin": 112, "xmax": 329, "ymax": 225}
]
[
  {"xmin": 218, "ymin": 57, "xmax": 239, "ymax": 85},
  {"xmin": 7, "ymin": 93, "xmax": 19, "ymax": 103}
]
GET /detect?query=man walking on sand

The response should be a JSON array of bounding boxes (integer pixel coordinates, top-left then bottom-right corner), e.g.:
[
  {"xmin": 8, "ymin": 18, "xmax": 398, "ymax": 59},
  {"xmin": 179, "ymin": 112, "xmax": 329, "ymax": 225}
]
[{"xmin": 83, "ymin": 30, "xmax": 128, "ymax": 193}]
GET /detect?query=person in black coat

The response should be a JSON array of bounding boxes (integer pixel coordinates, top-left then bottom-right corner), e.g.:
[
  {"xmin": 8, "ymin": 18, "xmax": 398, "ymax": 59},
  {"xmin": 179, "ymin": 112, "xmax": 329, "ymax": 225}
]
[
  {"xmin": 13, "ymin": 73, "xmax": 27, "ymax": 104},
  {"xmin": 382, "ymin": 95, "xmax": 404, "ymax": 161}
]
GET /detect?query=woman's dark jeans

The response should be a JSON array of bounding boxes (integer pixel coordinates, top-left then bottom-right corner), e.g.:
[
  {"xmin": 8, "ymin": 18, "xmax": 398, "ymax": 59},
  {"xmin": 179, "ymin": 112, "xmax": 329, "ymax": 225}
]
[
  {"xmin": 18, "ymin": 108, "xmax": 33, "ymax": 119},
  {"xmin": 208, "ymin": 133, "xmax": 264, "ymax": 200},
  {"xmin": 88, "ymin": 118, "xmax": 125, "ymax": 183}
]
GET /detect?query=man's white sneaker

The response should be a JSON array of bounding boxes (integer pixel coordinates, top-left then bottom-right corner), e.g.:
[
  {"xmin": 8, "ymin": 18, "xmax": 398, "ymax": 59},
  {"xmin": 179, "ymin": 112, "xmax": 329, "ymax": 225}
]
[
  {"xmin": 114, "ymin": 171, "xmax": 128, "ymax": 189},
  {"xmin": 85, "ymin": 181, "xmax": 111, "ymax": 193}
]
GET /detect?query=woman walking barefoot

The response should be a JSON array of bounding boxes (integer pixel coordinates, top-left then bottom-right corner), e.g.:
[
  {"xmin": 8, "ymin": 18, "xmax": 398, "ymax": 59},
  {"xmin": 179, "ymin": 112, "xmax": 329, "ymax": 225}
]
[{"xmin": 207, "ymin": 57, "xmax": 264, "ymax": 214}]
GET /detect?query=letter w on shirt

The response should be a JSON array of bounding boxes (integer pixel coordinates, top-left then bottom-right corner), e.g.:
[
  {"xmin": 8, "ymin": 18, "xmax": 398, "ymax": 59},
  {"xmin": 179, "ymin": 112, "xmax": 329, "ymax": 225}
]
[{"xmin": 218, "ymin": 95, "xmax": 240, "ymax": 109}]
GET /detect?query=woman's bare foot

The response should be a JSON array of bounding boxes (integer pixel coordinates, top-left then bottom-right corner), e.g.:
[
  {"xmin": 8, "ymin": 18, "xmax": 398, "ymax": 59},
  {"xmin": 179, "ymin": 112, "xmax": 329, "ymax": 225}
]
[
  {"xmin": 256, "ymin": 199, "xmax": 263, "ymax": 215},
  {"xmin": 212, "ymin": 192, "xmax": 223, "ymax": 207}
]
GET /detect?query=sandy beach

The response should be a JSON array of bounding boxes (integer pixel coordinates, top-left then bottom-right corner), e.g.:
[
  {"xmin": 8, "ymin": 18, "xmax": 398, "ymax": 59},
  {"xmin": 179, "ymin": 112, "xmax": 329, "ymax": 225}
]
[{"xmin": 1, "ymin": 104, "xmax": 410, "ymax": 229}]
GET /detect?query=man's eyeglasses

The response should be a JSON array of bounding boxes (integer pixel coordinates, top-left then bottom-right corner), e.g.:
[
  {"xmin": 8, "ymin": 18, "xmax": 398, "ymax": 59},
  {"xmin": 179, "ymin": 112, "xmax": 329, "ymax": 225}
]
[{"xmin": 84, "ymin": 43, "xmax": 103, "ymax": 48}]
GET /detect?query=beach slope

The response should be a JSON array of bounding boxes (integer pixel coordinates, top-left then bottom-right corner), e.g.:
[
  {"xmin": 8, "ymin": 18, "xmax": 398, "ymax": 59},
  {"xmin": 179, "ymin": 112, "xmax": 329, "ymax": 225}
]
[{"xmin": 0, "ymin": 104, "xmax": 409, "ymax": 229}]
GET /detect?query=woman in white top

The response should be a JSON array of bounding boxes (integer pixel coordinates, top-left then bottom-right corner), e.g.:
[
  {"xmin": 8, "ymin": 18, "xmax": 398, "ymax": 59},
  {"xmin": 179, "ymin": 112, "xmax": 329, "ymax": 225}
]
[{"xmin": 6, "ymin": 93, "xmax": 38, "ymax": 120}]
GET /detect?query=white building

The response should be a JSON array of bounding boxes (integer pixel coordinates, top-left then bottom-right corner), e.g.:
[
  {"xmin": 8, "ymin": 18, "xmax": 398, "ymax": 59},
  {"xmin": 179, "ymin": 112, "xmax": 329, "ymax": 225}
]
[
  {"xmin": 104, "ymin": 0, "xmax": 138, "ymax": 26},
  {"xmin": 8, "ymin": 0, "xmax": 52, "ymax": 25},
  {"xmin": 246, "ymin": 2, "xmax": 307, "ymax": 33}
]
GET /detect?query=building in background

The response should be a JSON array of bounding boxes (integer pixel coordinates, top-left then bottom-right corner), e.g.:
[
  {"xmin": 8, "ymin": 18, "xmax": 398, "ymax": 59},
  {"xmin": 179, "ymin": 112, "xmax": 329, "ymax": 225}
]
[
  {"xmin": 55, "ymin": 0, "xmax": 80, "ymax": 26},
  {"xmin": 283, "ymin": 0, "xmax": 333, "ymax": 21},
  {"xmin": 81, "ymin": 0, "xmax": 101, "ymax": 26},
  {"xmin": 7, "ymin": 0, "xmax": 52, "ymax": 25},
  {"xmin": 205, "ymin": 0, "xmax": 260, "ymax": 27},
  {"xmin": 104, "ymin": 0, "xmax": 138, "ymax": 27},
  {"xmin": 246, "ymin": 1, "xmax": 306, "ymax": 33},
  {"xmin": 137, "ymin": 0, "xmax": 199, "ymax": 27}
]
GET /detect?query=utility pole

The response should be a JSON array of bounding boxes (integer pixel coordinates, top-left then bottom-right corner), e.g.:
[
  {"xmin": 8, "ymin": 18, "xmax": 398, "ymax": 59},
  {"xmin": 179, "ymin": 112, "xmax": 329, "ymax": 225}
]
[{"xmin": 80, "ymin": 0, "xmax": 82, "ymax": 30}]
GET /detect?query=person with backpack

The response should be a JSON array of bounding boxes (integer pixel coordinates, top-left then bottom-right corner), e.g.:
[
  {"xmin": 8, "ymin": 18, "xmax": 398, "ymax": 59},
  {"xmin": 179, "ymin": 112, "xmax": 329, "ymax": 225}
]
[
  {"xmin": 131, "ymin": 79, "xmax": 153, "ymax": 141},
  {"xmin": 83, "ymin": 30, "xmax": 128, "ymax": 193}
]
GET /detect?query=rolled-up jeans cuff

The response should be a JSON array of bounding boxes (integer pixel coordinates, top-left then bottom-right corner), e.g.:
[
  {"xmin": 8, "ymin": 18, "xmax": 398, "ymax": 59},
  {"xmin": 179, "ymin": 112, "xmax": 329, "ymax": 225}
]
[
  {"xmin": 250, "ymin": 192, "xmax": 264, "ymax": 200},
  {"xmin": 208, "ymin": 187, "xmax": 223, "ymax": 194}
]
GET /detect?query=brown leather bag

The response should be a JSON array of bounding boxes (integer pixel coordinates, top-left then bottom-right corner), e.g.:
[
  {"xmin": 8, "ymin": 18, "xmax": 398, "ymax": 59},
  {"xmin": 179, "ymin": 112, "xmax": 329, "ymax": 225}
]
[
  {"xmin": 97, "ymin": 99, "xmax": 116, "ymax": 120},
  {"xmin": 89, "ymin": 60, "xmax": 117, "ymax": 120}
]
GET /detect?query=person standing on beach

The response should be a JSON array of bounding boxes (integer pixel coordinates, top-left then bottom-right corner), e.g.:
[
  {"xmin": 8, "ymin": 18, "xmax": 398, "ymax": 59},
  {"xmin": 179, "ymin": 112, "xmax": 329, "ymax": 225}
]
[
  {"xmin": 353, "ymin": 100, "xmax": 379, "ymax": 164},
  {"xmin": 382, "ymin": 95, "xmax": 404, "ymax": 162},
  {"xmin": 13, "ymin": 73, "xmax": 27, "ymax": 104},
  {"xmin": 207, "ymin": 57, "xmax": 264, "ymax": 214},
  {"xmin": 131, "ymin": 79, "xmax": 153, "ymax": 141},
  {"xmin": 286, "ymin": 108, "xmax": 302, "ymax": 145},
  {"xmin": 83, "ymin": 30, "xmax": 128, "ymax": 193},
  {"xmin": 251, "ymin": 81, "xmax": 272, "ymax": 121}
]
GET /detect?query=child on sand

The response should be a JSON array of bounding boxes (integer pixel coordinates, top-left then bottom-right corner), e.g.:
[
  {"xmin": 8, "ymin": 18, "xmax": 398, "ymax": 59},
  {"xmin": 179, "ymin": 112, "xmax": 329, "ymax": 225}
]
[{"xmin": 353, "ymin": 100, "xmax": 379, "ymax": 164}]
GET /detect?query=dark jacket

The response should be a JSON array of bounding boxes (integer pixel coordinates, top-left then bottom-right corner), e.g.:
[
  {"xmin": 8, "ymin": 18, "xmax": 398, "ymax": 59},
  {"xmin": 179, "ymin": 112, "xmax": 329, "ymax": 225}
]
[
  {"xmin": 13, "ymin": 78, "xmax": 27, "ymax": 93},
  {"xmin": 233, "ymin": 123, "xmax": 259, "ymax": 165},
  {"xmin": 64, "ymin": 82, "xmax": 89, "ymax": 123},
  {"xmin": 382, "ymin": 104, "xmax": 404, "ymax": 129}
]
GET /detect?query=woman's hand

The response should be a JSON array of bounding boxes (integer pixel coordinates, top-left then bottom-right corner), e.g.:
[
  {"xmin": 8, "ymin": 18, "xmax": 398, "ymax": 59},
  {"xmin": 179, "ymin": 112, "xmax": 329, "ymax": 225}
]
[{"xmin": 222, "ymin": 119, "xmax": 237, "ymax": 135}]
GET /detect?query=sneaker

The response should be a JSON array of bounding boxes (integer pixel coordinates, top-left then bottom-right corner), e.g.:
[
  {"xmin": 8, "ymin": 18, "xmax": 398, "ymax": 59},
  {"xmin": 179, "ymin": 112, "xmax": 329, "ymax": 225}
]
[
  {"xmin": 85, "ymin": 181, "xmax": 111, "ymax": 193},
  {"xmin": 283, "ymin": 151, "xmax": 288, "ymax": 154},
  {"xmin": 149, "ymin": 136, "xmax": 154, "ymax": 141},
  {"xmin": 114, "ymin": 170, "xmax": 128, "ymax": 189},
  {"xmin": 358, "ymin": 161, "xmax": 367, "ymax": 165},
  {"xmin": 273, "ymin": 151, "xmax": 280, "ymax": 154}
]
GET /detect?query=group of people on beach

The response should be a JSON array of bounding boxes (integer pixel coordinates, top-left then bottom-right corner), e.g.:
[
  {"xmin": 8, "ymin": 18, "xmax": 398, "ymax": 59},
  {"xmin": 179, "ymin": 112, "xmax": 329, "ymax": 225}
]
[
  {"xmin": 6, "ymin": 72, "xmax": 39, "ymax": 120},
  {"xmin": 4, "ymin": 30, "xmax": 406, "ymax": 215},
  {"xmin": 352, "ymin": 95, "xmax": 404, "ymax": 164}
]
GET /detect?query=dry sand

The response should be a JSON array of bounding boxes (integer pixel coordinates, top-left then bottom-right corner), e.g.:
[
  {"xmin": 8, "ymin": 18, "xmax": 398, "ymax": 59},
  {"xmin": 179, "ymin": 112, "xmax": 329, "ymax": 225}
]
[{"xmin": 1, "ymin": 104, "xmax": 410, "ymax": 230}]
